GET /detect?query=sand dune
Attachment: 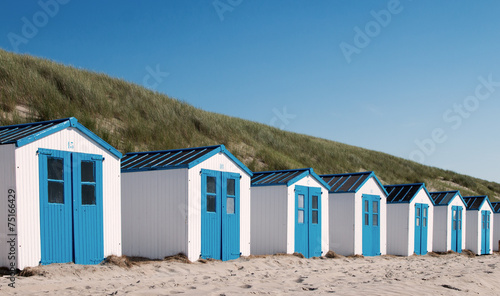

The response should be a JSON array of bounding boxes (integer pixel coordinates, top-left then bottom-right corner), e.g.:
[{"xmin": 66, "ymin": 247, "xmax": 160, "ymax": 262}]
[{"xmin": 1, "ymin": 252, "xmax": 499, "ymax": 295}]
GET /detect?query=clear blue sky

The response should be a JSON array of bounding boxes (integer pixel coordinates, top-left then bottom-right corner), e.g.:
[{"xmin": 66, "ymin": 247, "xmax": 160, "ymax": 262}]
[{"xmin": 1, "ymin": 1, "xmax": 499, "ymax": 183}]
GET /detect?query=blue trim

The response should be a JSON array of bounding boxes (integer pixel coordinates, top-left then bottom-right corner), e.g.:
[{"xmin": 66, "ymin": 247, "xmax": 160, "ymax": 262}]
[
  {"xmin": 2, "ymin": 117, "xmax": 122, "ymax": 159},
  {"xmin": 251, "ymin": 168, "xmax": 330, "ymax": 190},
  {"xmin": 463, "ymin": 196, "xmax": 494, "ymax": 211},
  {"xmin": 384, "ymin": 183, "xmax": 435, "ymax": 205},
  {"xmin": 320, "ymin": 171, "xmax": 388, "ymax": 196},
  {"xmin": 121, "ymin": 144, "xmax": 252, "ymax": 177},
  {"xmin": 429, "ymin": 191, "xmax": 466, "ymax": 207}
]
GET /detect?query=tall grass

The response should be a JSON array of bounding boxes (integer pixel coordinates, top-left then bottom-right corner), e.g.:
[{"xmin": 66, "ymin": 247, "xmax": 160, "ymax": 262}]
[{"xmin": 1, "ymin": 49, "xmax": 499, "ymax": 200}]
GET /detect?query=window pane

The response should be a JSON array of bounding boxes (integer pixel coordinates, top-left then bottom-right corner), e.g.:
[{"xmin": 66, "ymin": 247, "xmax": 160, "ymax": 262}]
[
  {"xmin": 453, "ymin": 211, "xmax": 456, "ymax": 219},
  {"xmin": 373, "ymin": 201, "xmax": 378, "ymax": 213},
  {"xmin": 416, "ymin": 217, "xmax": 420, "ymax": 226},
  {"xmin": 365, "ymin": 214, "xmax": 369, "ymax": 226},
  {"xmin": 373, "ymin": 214, "xmax": 379, "ymax": 226},
  {"xmin": 227, "ymin": 197, "xmax": 235, "ymax": 214},
  {"xmin": 459, "ymin": 221, "xmax": 462, "ymax": 230},
  {"xmin": 207, "ymin": 195, "xmax": 216, "ymax": 212},
  {"xmin": 312, "ymin": 211, "xmax": 318, "ymax": 224},
  {"xmin": 48, "ymin": 181, "xmax": 64, "ymax": 203},
  {"xmin": 312, "ymin": 196, "xmax": 318, "ymax": 210},
  {"xmin": 48, "ymin": 158, "xmax": 63, "ymax": 180},
  {"xmin": 365, "ymin": 200, "xmax": 369, "ymax": 212},
  {"xmin": 423, "ymin": 218, "xmax": 427, "ymax": 227},
  {"xmin": 298, "ymin": 195, "xmax": 304, "ymax": 208},
  {"xmin": 423, "ymin": 208, "xmax": 427, "ymax": 217},
  {"xmin": 453, "ymin": 220, "xmax": 456, "ymax": 230},
  {"xmin": 227, "ymin": 179, "xmax": 235, "ymax": 196},
  {"xmin": 416, "ymin": 207, "xmax": 420, "ymax": 216},
  {"xmin": 298, "ymin": 210, "xmax": 304, "ymax": 224},
  {"xmin": 207, "ymin": 176, "xmax": 216, "ymax": 194},
  {"xmin": 81, "ymin": 161, "xmax": 95, "ymax": 182},
  {"xmin": 82, "ymin": 184, "xmax": 96, "ymax": 205}
]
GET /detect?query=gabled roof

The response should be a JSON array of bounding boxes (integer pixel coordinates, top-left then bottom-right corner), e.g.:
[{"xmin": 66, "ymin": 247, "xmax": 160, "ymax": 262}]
[
  {"xmin": 429, "ymin": 190, "xmax": 466, "ymax": 206},
  {"xmin": 463, "ymin": 196, "xmax": 493, "ymax": 211},
  {"xmin": 384, "ymin": 183, "xmax": 434, "ymax": 205},
  {"xmin": 251, "ymin": 168, "xmax": 330, "ymax": 189},
  {"xmin": 121, "ymin": 145, "xmax": 252, "ymax": 176},
  {"xmin": 0, "ymin": 117, "xmax": 122, "ymax": 158},
  {"xmin": 319, "ymin": 171, "xmax": 388, "ymax": 195},
  {"xmin": 491, "ymin": 202, "xmax": 500, "ymax": 213}
]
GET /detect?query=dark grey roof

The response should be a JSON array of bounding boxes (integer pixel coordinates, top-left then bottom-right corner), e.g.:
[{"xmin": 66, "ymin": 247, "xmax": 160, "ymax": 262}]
[
  {"xmin": 0, "ymin": 118, "xmax": 69, "ymax": 145},
  {"xmin": 491, "ymin": 202, "xmax": 500, "ymax": 213},
  {"xmin": 384, "ymin": 183, "xmax": 425, "ymax": 203},
  {"xmin": 320, "ymin": 172, "xmax": 371, "ymax": 193},
  {"xmin": 463, "ymin": 196, "xmax": 491, "ymax": 211},
  {"xmin": 430, "ymin": 191, "xmax": 460, "ymax": 206}
]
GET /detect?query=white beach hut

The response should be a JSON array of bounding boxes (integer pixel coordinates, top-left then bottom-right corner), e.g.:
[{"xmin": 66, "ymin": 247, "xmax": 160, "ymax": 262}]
[
  {"xmin": 491, "ymin": 202, "xmax": 500, "ymax": 252},
  {"xmin": 250, "ymin": 168, "xmax": 330, "ymax": 258},
  {"xmin": 463, "ymin": 196, "xmax": 494, "ymax": 255},
  {"xmin": 319, "ymin": 171, "xmax": 387, "ymax": 256},
  {"xmin": 0, "ymin": 117, "xmax": 122, "ymax": 269},
  {"xmin": 384, "ymin": 183, "xmax": 434, "ymax": 256},
  {"xmin": 121, "ymin": 145, "xmax": 252, "ymax": 262},
  {"xmin": 429, "ymin": 191, "xmax": 467, "ymax": 253}
]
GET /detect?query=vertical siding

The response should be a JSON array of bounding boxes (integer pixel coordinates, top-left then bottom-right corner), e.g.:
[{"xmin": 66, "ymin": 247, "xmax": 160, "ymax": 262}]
[
  {"xmin": 121, "ymin": 169, "xmax": 188, "ymax": 259},
  {"xmin": 409, "ymin": 189, "xmax": 434, "ymax": 254},
  {"xmin": 432, "ymin": 206, "xmax": 448, "ymax": 252},
  {"xmin": 0, "ymin": 144, "xmax": 16, "ymax": 268},
  {"xmin": 291, "ymin": 176, "xmax": 329, "ymax": 255},
  {"xmin": 494, "ymin": 213, "xmax": 500, "ymax": 251},
  {"xmin": 479, "ymin": 202, "xmax": 493, "ymax": 255},
  {"xmin": 14, "ymin": 128, "xmax": 121, "ymax": 269},
  {"xmin": 250, "ymin": 186, "xmax": 288, "ymax": 255},
  {"xmin": 188, "ymin": 153, "xmax": 251, "ymax": 261},
  {"xmin": 329, "ymin": 192, "xmax": 355, "ymax": 255},
  {"xmin": 465, "ymin": 211, "xmax": 480, "ymax": 254},
  {"xmin": 386, "ymin": 203, "xmax": 410, "ymax": 256},
  {"xmin": 355, "ymin": 178, "xmax": 387, "ymax": 255}
]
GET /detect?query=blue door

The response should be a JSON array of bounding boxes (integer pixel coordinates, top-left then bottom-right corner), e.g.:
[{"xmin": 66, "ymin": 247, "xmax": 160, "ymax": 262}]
[
  {"xmin": 39, "ymin": 149, "xmax": 104, "ymax": 265},
  {"xmin": 201, "ymin": 169, "xmax": 240, "ymax": 261},
  {"xmin": 451, "ymin": 206, "xmax": 463, "ymax": 253},
  {"xmin": 362, "ymin": 195, "xmax": 381, "ymax": 256},
  {"xmin": 414, "ymin": 203, "xmax": 429, "ymax": 255},
  {"xmin": 294, "ymin": 185, "xmax": 322, "ymax": 258},
  {"xmin": 481, "ymin": 210, "xmax": 491, "ymax": 255}
]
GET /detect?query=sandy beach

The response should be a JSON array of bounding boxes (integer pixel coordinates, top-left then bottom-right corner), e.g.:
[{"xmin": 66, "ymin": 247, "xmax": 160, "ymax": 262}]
[{"xmin": 1, "ymin": 252, "xmax": 499, "ymax": 295}]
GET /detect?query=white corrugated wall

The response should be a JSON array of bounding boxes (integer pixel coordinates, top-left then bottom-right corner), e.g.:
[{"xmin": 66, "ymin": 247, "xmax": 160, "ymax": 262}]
[
  {"xmin": 121, "ymin": 169, "xmax": 188, "ymax": 259},
  {"xmin": 386, "ymin": 203, "xmax": 410, "ymax": 256},
  {"xmin": 188, "ymin": 152, "xmax": 251, "ymax": 261},
  {"xmin": 432, "ymin": 206, "xmax": 448, "ymax": 252},
  {"xmin": 0, "ymin": 144, "xmax": 16, "ymax": 268},
  {"xmin": 329, "ymin": 192, "xmax": 354, "ymax": 255},
  {"xmin": 493, "ymin": 213, "xmax": 500, "ymax": 251},
  {"xmin": 14, "ymin": 127, "xmax": 121, "ymax": 269},
  {"xmin": 408, "ymin": 189, "xmax": 434, "ymax": 255},
  {"xmin": 250, "ymin": 185, "xmax": 288, "ymax": 255},
  {"xmin": 288, "ymin": 176, "xmax": 329, "ymax": 255},
  {"xmin": 354, "ymin": 177, "xmax": 388, "ymax": 255}
]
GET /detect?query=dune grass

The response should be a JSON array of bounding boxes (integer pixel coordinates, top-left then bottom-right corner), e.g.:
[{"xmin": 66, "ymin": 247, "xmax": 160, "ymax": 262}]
[{"xmin": 0, "ymin": 49, "xmax": 499, "ymax": 200}]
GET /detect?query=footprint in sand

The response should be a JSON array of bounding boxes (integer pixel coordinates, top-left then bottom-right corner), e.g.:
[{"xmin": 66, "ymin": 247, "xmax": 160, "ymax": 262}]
[{"xmin": 241, "ymin": 284, "xmax": 252, "ymax": 288}]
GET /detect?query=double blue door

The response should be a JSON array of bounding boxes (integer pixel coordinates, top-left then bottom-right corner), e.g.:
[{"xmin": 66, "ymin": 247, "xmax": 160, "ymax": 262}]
[
  {"xmin": 39, "ymin": 149, "xmax": 104, "ymax": 265},
  {"xmin": 414, "ymin": 203, "xmax": 429, "ymax": 255},
  {"xmin": 481, "ymin": 210, "xmax": 491, "ymax": 255},
  {"xmin": 201, "ymin": 169, "xmax": 240, "ymax": 261},
  {"xmin": 362, "ymin": 195, "xmax": 380, "ymax": 256},
  {"xmin": 294, "ymin": 185, "xmax": 322, "ymax": 258},
  {"xmin": 451, "ymin": 206, "xmax": 463, "ymax": 253}
]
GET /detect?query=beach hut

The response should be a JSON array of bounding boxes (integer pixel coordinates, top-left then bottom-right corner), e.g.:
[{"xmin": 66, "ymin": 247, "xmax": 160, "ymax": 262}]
[
  {"xmin": 250, "ymin": 168, "xmax": 330, "ymax": 258},
  {"xmin": 384, "ymin": 183, "xmax": 434, "ymax": 256},
  {"xmin": 319, "ymin": 171, "xmax": 387, "ymax": 256},
  {"xmin": 463, "ymin": 196, "xmax": 494, "ymax": 255},
  {"xmin": 0, "ymin": 117, "xmax": 122, "ymax": 269},
  {"xmin": 121, "ymin": 145, "xmax": 252, "ymax": 262},
  {"xmin": 429, "ymin": 191, "xmax": 467, "ymax": 253},
  {"xmin": 491, "ymin": 202, "xmax": 500, "ymax": 251}
]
